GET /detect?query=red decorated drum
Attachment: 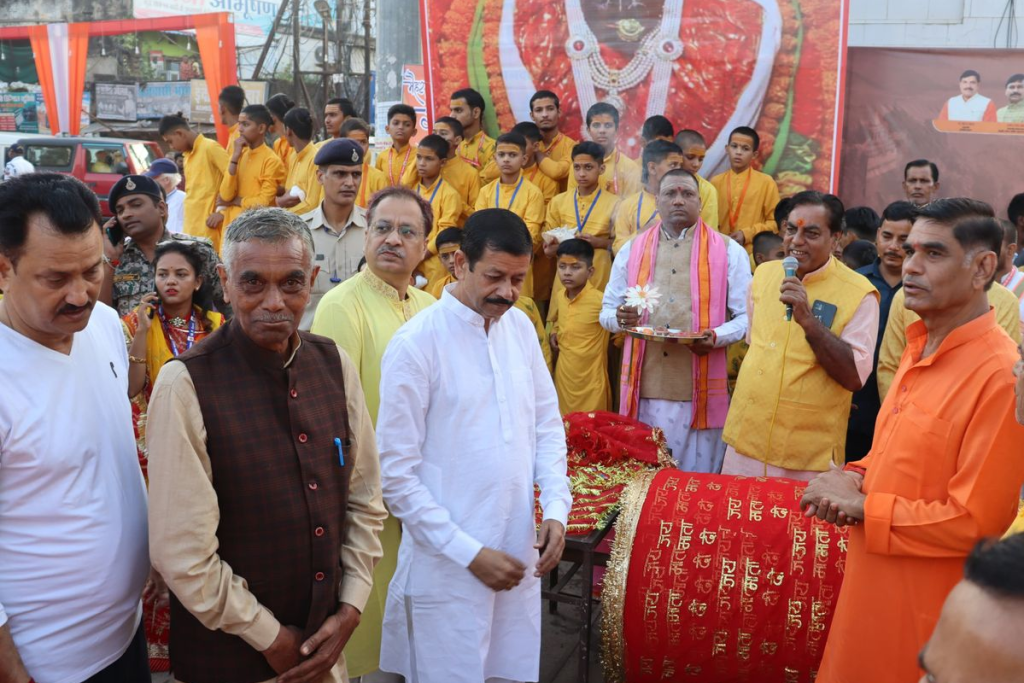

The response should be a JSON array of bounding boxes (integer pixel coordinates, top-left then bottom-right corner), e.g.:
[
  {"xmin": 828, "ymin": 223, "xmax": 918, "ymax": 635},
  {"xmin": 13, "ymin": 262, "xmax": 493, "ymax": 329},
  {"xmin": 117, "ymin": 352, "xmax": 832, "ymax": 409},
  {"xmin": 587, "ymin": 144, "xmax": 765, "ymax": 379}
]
[{"xmin": 602, "ymin": 470, "xmax": 848, "ymax": 682}]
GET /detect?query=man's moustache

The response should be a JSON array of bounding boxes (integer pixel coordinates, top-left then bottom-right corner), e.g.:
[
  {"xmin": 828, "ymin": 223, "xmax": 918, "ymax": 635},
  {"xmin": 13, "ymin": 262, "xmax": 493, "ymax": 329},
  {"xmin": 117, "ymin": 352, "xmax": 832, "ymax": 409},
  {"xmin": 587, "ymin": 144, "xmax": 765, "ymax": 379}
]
[
  {"xmin": 377, "ymin": 248, "xmax": 404, "ymax": 259},
  {"xmin": 485, "ymin": 296, "xmax": 514, "ymax": 307},
  {"xmin": 254, "ymin": 315, "xmax": 294, "ymax": 323},
  {"xmin": 59, "ymin": 301, "xmax": 94, "ymax": 315}
]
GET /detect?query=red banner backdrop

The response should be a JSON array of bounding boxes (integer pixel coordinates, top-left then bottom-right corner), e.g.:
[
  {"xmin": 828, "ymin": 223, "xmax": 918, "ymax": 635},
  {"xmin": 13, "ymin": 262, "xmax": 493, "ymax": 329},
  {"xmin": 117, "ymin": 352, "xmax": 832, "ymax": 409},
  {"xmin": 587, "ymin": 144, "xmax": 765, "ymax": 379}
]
[
  {"xmin": 419, "ymin": 0, "xmax": 850, "ymax": 192},
  {"xmin": 602, "ymin": 470, "xmax": 848, "ymax": 682}
]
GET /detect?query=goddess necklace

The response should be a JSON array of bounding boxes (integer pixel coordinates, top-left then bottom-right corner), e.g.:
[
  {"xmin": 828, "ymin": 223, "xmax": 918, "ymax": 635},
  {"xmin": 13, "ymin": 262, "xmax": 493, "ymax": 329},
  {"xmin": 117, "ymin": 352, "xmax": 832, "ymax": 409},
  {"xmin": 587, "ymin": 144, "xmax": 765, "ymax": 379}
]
[{"xmin": 564, "ymin": 0, "xmax": 684, "ymax": 123}]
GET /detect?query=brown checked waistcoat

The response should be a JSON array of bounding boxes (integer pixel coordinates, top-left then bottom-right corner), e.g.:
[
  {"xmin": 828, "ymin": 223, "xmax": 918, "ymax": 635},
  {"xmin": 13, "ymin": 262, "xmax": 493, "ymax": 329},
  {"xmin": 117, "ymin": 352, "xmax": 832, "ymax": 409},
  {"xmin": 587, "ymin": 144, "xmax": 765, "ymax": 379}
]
[{"xmin": 168, "ymin": 319, "xmax": 353, "ymax": 683}]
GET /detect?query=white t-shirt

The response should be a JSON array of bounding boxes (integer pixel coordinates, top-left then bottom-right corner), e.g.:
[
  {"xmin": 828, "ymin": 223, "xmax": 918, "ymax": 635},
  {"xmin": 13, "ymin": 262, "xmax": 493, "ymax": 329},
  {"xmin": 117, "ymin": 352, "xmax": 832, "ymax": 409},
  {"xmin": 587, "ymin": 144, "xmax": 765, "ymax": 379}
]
[
  {"xmin": 3, "ymin": 156, "xmax": 34, "ymax": 181},
  {"xmin": 165, "ymin": 187, "xmax": 186, "ymax": 234},
  {"xmin": 0, "ymin": 303, "xmax": 149, "ymax": 683}
]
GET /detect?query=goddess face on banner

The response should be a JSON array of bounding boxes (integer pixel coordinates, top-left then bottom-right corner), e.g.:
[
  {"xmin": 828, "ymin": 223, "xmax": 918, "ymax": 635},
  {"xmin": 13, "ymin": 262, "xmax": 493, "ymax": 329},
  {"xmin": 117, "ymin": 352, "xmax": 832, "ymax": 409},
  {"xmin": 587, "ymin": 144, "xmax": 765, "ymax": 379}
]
[
  {"xmin": 430, "ymin": 0, "xmax": 843, "ymax": 189},
  {"xmin": 507, "ymin": 0, "xmax": 779, "ymax": 175}
]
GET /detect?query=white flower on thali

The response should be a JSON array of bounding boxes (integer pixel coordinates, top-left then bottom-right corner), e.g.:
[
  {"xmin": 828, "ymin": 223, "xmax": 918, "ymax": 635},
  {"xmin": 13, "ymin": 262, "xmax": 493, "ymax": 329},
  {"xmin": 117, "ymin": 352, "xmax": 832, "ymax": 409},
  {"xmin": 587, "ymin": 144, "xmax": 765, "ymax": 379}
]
[{"xmin": 624, "ymin": 284, "xmax": 661, "ymax": 315}]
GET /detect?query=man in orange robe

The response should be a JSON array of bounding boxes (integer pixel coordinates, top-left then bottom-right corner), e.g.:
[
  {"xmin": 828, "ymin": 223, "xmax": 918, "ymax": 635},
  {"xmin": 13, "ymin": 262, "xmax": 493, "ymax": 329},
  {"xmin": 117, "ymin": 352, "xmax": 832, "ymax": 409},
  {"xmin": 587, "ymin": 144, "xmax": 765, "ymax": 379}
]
[{"xmin": 801, "ymin": 198, "xmax": 1024, "ymax": 683}]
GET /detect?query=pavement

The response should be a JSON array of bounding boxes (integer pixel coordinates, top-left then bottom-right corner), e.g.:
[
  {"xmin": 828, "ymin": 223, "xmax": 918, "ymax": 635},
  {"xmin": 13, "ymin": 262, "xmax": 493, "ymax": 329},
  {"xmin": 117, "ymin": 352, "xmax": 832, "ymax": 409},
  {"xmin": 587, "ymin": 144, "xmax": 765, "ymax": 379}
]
[{"xmin": 152, "ymin": 560, "xmax": 605, "ymax": 683}]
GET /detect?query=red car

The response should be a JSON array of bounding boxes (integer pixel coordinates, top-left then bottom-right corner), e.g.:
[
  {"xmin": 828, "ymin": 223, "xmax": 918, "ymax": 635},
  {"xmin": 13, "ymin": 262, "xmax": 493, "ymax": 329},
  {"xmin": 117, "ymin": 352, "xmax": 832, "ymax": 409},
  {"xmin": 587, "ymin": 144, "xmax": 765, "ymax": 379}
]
[{"xmin": 18, "ymin": 136, "xmax": 163, "ymax": 216}]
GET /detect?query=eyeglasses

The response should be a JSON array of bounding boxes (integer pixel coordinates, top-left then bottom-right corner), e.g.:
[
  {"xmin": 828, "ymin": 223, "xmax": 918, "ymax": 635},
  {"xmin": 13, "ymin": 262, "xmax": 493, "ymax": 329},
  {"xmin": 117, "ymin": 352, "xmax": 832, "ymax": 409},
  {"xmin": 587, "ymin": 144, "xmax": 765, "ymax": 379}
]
[{"xmin": 370, "ymin": 222, "xmax": 423, "ymax": 240}]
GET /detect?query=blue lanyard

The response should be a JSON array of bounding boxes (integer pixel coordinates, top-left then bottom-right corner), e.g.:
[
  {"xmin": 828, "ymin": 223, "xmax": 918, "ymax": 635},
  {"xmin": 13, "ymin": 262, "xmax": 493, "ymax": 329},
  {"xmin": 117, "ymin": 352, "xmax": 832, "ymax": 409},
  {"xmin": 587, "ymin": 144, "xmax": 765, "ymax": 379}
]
[
  {"xmin": 637, "ymin": 193, "xmax": 658, "ymax": 231},
  {"xmin": 159, "ymin": 305, "xmax": 197, "ymax": 356},
  {"xmin": 424, "ymin": 179, "xmax": 443, "ymax": 205},
  {"xmin": 574, "ymin": 189, "xmax": 602, "ymax": 233},
  {"xmin": 497, "ymin": 177, "xmax": 524, "ymax": 209}
]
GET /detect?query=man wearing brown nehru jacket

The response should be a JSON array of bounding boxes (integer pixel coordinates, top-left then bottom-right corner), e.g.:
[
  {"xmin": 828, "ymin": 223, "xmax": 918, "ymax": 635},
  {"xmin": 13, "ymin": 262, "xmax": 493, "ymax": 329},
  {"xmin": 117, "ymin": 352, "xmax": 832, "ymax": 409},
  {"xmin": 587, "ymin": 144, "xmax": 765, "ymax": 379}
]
[{"xmin": 147, "ymin": 207, "xmax": 386, "ymax": 683}]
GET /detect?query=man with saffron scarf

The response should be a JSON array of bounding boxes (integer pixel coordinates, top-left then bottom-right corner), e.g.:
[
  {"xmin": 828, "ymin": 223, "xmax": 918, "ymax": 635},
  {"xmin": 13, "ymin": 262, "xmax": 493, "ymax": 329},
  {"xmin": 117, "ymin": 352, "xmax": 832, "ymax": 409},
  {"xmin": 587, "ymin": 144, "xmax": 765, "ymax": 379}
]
[{"xmin": 601, "ymin": 169, "xmax": 751, "ymax": 472}]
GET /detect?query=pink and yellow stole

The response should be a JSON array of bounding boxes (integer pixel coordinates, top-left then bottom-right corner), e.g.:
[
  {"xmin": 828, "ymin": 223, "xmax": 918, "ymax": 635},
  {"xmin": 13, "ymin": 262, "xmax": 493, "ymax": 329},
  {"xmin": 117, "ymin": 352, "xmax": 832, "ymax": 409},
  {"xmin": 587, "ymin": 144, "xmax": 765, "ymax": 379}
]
[{"xmin": 619, "ymin": 219, "xmax": 731, "ymax": 429}]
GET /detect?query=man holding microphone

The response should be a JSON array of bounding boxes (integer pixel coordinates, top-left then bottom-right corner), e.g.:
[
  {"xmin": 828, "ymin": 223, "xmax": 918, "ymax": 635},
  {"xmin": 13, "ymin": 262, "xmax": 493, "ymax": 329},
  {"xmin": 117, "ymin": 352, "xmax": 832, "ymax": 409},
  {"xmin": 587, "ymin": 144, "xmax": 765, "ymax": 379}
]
[{"xmin": 721, "ymin": 190, "xmax": 879, "ymax": 480}]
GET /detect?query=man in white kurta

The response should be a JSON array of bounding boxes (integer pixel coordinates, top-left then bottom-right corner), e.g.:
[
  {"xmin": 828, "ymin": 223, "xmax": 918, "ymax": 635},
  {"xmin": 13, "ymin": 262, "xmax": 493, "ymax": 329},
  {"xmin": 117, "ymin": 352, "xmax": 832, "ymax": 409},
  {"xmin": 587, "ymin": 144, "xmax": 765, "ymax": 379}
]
[{"xmin": 376, "ymin": 209, "xmax": 573, "ymax": 683}]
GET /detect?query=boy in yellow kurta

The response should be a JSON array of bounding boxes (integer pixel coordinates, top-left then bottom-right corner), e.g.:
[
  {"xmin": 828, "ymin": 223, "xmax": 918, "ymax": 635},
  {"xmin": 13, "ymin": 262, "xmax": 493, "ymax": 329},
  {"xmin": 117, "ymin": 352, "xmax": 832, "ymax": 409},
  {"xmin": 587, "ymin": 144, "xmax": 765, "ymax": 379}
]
[
  {"xmin": 426, "ymin": 227, "xmax": 462, "ymax": 298},
  {"xmin": 675, "ymin": 128, "xmax": 720, "ymax": 230},
  {"xmin": 433, "ymin": 116, "xmax": 481, "ymax": 224},
  {"xmin": 217, "ymin": 104, "xmax": 286, "ymax": 232},
  {"xmin": 375, "ymin": 103, "xmax": 418, "ymax": 187},
  {"xmin": 475, "ymin": 131, "xmax": 546, "ymax": 297},
  {"xmin": 217, "ymin": 85, "xmax": 245, "ymax": 150},
  {"xmin": 515, "ymin": 120, "xmax": 562, "ymax": 306},
  {"xmin": 338, "ymin": 118, "xmax": 388, "ymax": 209},
  {"xmin": 710, "ymin": 126, "xmax": 780, "ymax": 253},
  {"xmin": 415, "ymin": 134, "xmax": 465, "ymax": 287},
  {"xmin": 450, "ymin": 87, "xmax": 496, "ymax": 180},
  {"xmin": 568, "ymin": 102, "xmax": 641, "ymax": 197},
  {"xmin": 159, "ymin": 115, "xmax": 229, "ymax": 250},
  {"xmin": 266, "ymin": 92, "xmax": 297, "ymax": 173},
  {"xmin": 544, "ymin": 141, "xmax": 617, "ymax": 290},
  {"xmin": 548, "ymin": 238, "xmax": 610, "ymax": 413},
  {"xmin": 612, "ymin": 139, "xmax": 684, "ymax": 256},
  {"xmin": 513, "ymin": 121, "xmax": 560, "ymax": 204},
  {"xmin": 530, "ymin": 90, "xmax": 577, "ymax": 192},
  {"xmin": 274, "ymin": 107, "xmax": 320, "ymax": 216}
]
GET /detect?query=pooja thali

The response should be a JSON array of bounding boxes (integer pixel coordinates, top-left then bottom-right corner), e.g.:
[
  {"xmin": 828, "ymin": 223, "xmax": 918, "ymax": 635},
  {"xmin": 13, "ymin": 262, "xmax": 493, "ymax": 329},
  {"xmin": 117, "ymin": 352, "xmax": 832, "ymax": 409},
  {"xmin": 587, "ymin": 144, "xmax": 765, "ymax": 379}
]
[{"xmin": 625, "ymin": 326, "xmax": 704, "ymax": 344}]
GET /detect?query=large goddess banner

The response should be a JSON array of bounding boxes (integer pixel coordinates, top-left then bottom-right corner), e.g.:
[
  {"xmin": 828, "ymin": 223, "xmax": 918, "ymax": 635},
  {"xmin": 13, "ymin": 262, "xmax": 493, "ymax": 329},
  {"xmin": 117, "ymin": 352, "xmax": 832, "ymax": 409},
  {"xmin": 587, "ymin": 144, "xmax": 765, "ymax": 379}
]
[{"xmin": 420, "ymin": 0, "xmax": 849, "ymax": 191}]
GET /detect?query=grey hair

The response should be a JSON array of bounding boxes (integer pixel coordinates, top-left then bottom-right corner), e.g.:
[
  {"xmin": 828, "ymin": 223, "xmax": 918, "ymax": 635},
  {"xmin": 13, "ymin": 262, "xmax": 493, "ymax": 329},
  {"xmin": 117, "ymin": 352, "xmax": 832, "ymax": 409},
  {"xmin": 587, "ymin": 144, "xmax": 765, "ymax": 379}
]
[{"xmin": 221, "ymin": 207, "xmax": 316, "ymax": 273}]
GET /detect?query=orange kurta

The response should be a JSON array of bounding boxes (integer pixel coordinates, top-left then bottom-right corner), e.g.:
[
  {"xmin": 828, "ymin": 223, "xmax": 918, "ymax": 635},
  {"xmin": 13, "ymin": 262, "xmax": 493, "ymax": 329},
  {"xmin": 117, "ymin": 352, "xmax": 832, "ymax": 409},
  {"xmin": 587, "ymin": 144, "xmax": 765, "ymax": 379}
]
[{"xmin": 817, "ymin": 310, "xmax": 1024, "ymax": 683}]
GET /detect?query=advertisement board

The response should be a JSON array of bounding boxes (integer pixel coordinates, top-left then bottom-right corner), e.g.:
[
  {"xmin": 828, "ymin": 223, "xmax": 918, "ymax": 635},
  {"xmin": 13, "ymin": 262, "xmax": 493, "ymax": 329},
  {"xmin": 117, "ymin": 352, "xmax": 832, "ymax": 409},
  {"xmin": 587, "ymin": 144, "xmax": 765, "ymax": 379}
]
[{"xmin": 839, "ymin": 48, "xmax": 1024, "ymax": 215}]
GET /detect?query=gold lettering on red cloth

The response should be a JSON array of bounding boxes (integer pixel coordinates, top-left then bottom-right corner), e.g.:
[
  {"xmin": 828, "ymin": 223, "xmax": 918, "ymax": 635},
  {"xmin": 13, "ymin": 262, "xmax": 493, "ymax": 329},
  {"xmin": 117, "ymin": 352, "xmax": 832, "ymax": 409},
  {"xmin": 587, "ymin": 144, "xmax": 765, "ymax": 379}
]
[
  {"xmin": 749, "ymin": 499, "xmax": 764, "ymax": 522},
  {"xmin": 666, "ymin": 590, "xmax": 685, "ymax": 624},
  {"xmin": 742, "ymin": 559, "xmax": 761, "ymax": 595},
  {"xmin": 737, "ymin": 630, "xmax": 754, "ymax": 661},
  {"xmin": 678, "ymin": 521, "xmax": 694, "ymax": 550},
  {"xmin": 711, "ymin": 629, "xmax": 729, "ymax": 656},
  {"xmin": 608, "ymin": 470, "xmax": 849, "ymax": 683},
  {"xmin": 658, "ymin": 520, "xmax": 673, "ymax": 548},
  {"xmin": 660, "ymin": 657, "xmax": 676, "ymax": 679}
]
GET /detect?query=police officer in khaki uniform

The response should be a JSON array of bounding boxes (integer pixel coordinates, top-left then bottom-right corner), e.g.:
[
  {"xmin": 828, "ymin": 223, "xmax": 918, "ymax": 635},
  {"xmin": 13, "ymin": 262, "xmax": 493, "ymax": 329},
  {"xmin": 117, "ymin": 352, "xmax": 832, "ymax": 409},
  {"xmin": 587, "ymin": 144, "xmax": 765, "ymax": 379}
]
[{"xmin": 101, "ymin": 174, "xmax": 228, "ymax": 318}]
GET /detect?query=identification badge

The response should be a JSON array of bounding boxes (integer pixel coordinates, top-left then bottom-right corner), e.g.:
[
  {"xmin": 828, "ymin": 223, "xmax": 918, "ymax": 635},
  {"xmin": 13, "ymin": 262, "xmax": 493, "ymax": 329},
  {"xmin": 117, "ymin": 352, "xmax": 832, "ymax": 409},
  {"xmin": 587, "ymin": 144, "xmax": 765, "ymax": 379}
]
[
  {"xmin": 812, "ymin": 300, "xmax": 838, "ymax": 329},
  {"xmin": 315, "ymin": 253, "xmax": 326, "ymax": 261}
]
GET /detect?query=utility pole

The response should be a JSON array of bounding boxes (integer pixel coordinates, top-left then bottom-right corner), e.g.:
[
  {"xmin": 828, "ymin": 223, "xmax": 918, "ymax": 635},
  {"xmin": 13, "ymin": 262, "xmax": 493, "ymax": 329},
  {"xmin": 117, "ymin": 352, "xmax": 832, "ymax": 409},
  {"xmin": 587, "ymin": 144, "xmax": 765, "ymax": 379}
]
[
  {"xmin": 292, "ymin": 0, "xmax": 306, "ymax": 106},
  {"xmin": 252, "ymin": 0, "xmax": 291, "ymax": 79},
  {"xmin": 314, "ymin": 0, "xmax": 332, "ymax": 114},
  {"xmin": 363, "ymin": 0, "xmax": 371, "ymax": 120}
]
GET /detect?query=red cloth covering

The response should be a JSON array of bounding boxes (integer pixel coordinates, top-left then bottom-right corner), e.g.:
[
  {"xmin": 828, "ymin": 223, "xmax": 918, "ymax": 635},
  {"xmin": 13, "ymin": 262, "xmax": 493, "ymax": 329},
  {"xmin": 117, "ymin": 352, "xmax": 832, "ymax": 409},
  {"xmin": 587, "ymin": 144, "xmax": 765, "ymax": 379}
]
[
  {"xmin": 603, "ymin": 470, "xmax": 849, "ymax": 682},
  {"xmin": 535, "ymin": 411, "xmax": 673, "ymax": 535}
]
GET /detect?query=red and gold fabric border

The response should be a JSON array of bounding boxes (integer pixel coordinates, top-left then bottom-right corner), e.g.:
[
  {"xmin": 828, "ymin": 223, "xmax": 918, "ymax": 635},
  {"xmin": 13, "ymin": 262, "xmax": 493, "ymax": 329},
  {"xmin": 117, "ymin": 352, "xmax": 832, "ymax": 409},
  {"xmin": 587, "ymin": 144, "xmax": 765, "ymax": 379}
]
[{"xmin": 603, "ymin": 470, "xmax": 849, "ymax": 682}]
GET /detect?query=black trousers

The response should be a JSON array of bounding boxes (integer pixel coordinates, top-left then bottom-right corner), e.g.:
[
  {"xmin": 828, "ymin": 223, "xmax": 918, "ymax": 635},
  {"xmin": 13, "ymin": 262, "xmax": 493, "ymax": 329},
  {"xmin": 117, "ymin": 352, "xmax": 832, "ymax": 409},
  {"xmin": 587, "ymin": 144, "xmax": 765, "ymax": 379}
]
[{"xmin": 83, "ymin": 622, "xmax": 150, "ymax": 683}]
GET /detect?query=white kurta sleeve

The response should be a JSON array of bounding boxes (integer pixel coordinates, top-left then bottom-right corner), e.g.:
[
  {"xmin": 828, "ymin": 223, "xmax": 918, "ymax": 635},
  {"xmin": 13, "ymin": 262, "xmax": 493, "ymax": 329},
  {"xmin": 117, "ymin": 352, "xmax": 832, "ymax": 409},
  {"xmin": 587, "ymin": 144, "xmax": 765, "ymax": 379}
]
[
  {"xmin": 526, "ymin": 321, "xmax": 572, "ymax": 526},
  {"xmin": 600, "ymin": 240, "xmax": 633, "ymax": 333},
  {"xmin": 377, "ymin": 336, "xmax": 484, "ymax": 569},
  {"xmin": 713, "ymin": 239, "xmax": 753, "ymax": 347}
]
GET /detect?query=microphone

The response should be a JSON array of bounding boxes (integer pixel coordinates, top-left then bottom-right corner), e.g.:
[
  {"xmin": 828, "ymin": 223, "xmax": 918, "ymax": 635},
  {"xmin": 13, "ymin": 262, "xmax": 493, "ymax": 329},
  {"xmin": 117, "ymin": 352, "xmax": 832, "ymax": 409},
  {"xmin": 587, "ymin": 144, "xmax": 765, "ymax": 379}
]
[{"xmin": 782, "ymin": 256, "xmax": 799, "ymax": 321}]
